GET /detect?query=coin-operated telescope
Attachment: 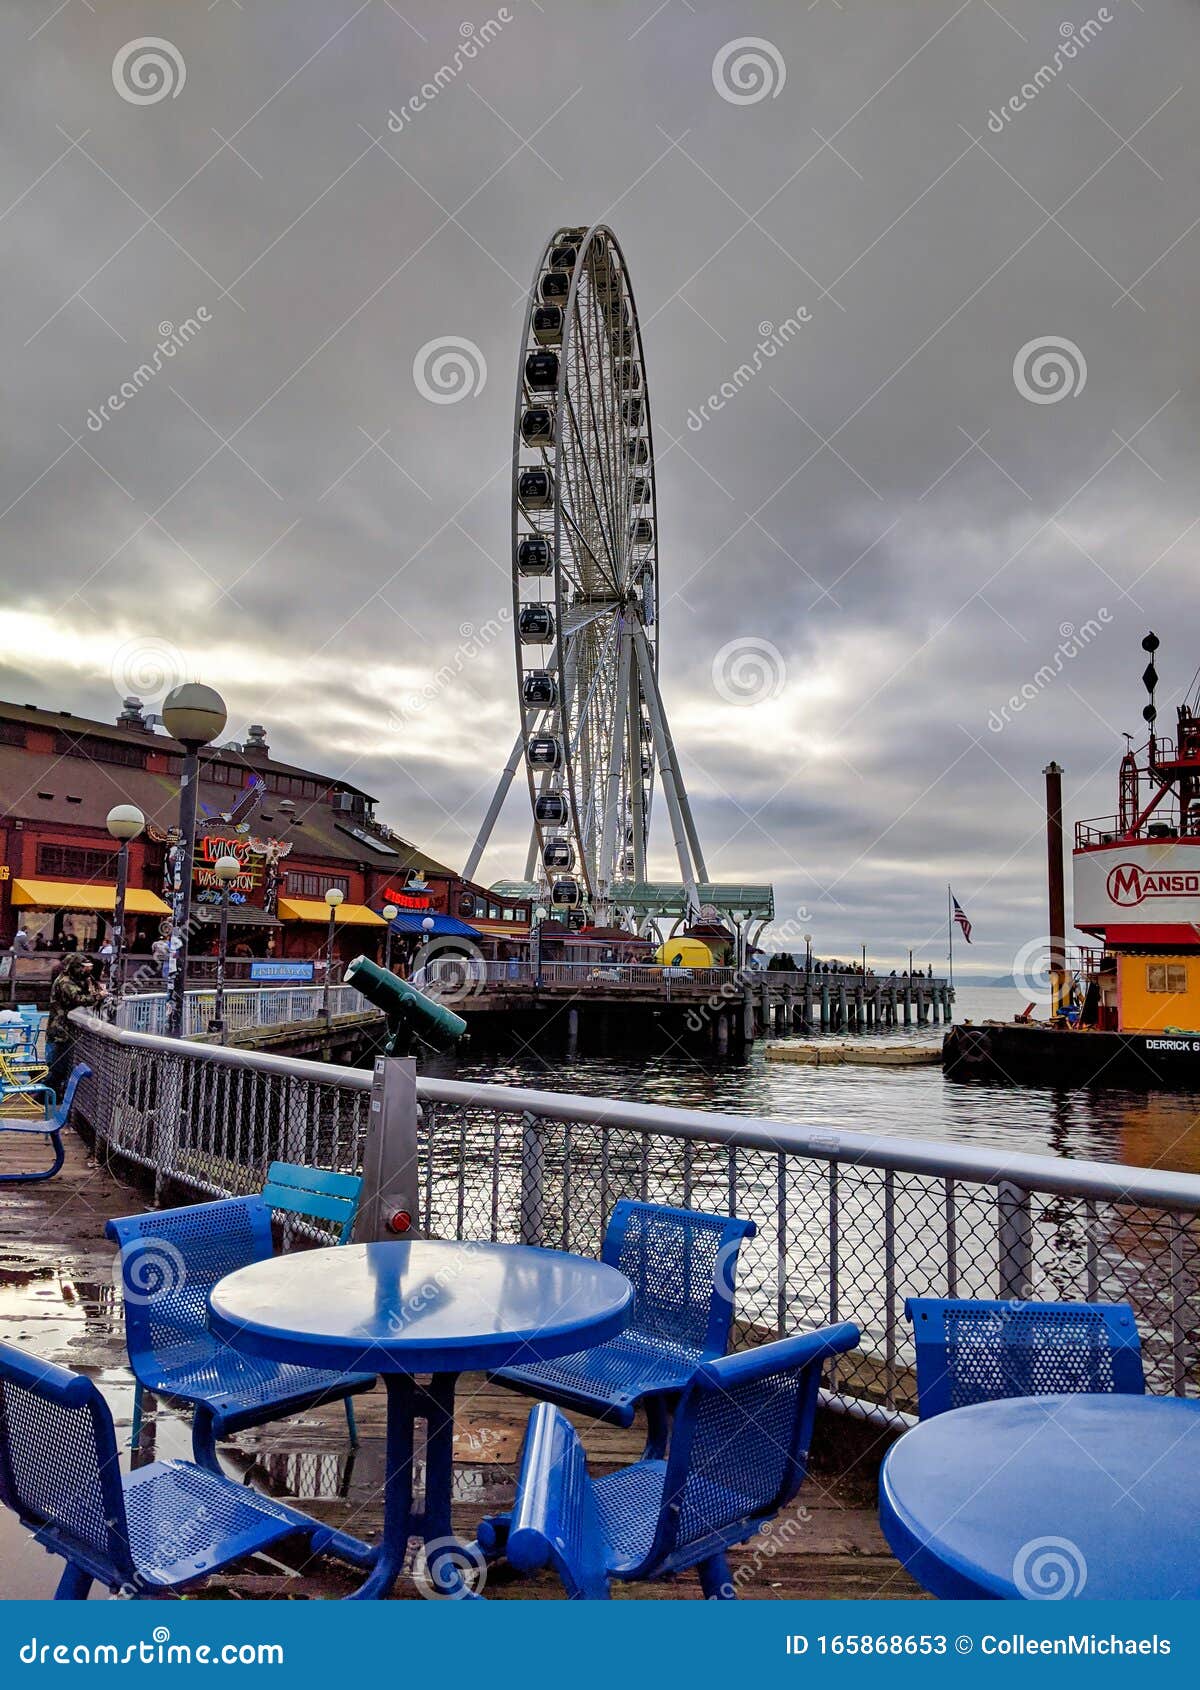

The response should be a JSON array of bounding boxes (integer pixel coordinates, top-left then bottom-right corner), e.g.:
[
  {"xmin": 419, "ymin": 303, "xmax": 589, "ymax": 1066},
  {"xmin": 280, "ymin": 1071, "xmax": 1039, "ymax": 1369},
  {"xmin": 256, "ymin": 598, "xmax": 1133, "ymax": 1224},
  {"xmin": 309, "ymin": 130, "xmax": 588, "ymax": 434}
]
[{"xmin": 344, "ymin": 955, "xmax": 467, "ymax": 1054}]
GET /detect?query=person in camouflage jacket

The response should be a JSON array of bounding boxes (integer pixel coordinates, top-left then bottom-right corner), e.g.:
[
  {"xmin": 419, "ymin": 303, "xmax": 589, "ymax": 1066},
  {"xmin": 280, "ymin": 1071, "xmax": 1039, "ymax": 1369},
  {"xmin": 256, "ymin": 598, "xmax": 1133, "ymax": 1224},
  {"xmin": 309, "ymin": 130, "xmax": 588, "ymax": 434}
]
[{"xmin": 46, "ymin": 954, "xmax": 102, "ymax": 1098}]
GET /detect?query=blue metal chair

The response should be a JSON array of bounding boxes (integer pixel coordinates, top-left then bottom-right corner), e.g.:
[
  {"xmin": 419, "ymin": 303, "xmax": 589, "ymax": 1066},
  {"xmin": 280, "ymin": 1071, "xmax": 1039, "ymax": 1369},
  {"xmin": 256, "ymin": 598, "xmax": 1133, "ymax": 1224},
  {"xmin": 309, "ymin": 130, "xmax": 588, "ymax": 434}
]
[
  {"xmin": 259, "ymin": 1161, "xmax": 364, "ymax": 1446},
  {"xmin": 491, "ymin": 1200, "xmax": 756, "ymax": 1457},
  {"xmin": 124, "ymin": 1163, "xmax": 367, "ymax": 1452},
  {"xmin": 0, "ymin": 1340, "xmax": 350, "ymax": 1598},
  {"xmin": 0, "ymin": 1021, "xmax": 40, "ymax": 1064},
  {"xmin": 106, "ymin": 1193, "xmax": 375, "ymax": 1471},
  {"xmin": 0, "ymin": 1064, "xmax": 89, "ymax": 1184},
  {"xmin": 906, "ymin": 1297, "xmax": 1145, "ymax": 1419},
  {"xmin": 484, "ymin": 1322, "xmax": 860, "ymax": 1598}
]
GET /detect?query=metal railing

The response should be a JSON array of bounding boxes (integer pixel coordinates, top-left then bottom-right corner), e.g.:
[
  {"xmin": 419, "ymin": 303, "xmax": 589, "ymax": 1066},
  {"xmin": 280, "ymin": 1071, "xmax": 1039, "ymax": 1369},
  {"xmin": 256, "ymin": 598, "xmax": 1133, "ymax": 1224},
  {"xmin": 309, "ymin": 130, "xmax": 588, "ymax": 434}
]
[
  {"xmin": 416, "ymin": 957, "xmax": 952, "ymax": 993},
  {"xmin": 114, "ymin": 985, "xmax": 364, "ymax": 1039},
  {"xmin": 70, "ymin": 1012, "xmax": 1200, "ymax": 1426}
]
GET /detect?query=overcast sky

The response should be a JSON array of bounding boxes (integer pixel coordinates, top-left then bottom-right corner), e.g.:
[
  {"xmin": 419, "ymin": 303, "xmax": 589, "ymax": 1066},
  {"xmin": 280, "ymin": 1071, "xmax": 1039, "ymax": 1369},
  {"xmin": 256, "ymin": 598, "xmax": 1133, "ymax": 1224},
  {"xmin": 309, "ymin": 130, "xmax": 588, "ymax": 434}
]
[{"xmin": 3, "ymin": 0, "xmax": 1198, "ymax": 977}]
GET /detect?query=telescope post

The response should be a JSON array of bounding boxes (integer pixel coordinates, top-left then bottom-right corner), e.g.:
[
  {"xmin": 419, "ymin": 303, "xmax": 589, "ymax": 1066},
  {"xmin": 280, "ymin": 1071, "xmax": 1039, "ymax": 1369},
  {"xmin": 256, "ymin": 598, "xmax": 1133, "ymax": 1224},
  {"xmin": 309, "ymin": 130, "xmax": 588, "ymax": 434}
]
[{"xmin": 358, "ymin": 1054, "xmax": 422, "ymax": 1242}]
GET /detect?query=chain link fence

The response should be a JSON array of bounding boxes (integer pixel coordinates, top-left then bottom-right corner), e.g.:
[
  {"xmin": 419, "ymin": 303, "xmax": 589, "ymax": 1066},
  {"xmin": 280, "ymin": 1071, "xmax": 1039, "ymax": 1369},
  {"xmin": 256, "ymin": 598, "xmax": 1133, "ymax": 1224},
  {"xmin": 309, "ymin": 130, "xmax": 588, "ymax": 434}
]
[{"xmin": 73, "ymin": 1015, "xmax": 1200, "ymax": 1426}]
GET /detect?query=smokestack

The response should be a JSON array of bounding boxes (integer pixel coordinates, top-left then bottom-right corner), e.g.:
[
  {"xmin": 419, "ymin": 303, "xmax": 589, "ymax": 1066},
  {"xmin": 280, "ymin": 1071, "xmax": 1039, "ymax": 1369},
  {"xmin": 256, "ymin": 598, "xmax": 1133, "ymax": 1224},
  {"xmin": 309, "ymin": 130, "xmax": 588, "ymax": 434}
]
[
  {"xmin": 117, "ymin": 696, "xmax": 149, "ymax": 730},
  {"xmin": 1044, "ymin": 761, "xmax": 1066, "ymax": 1016},
  {"xmin": 243, "ymin": 723, "xmax": 270, "ymax": 761}
]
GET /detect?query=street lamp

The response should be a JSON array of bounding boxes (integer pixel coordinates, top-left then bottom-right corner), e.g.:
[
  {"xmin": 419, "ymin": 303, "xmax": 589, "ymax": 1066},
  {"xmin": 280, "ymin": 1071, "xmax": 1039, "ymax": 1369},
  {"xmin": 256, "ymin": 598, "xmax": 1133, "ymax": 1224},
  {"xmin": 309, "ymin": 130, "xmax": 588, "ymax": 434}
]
[
  {"xmin": 532, "ymin": 903, "xmax": 547, "ymax": 989},
  {"xmin": 105, "ymin": 804, "xmax": 144, "ymax": 1016},
  {"xmin": 803, "ymin": 931, "xmax": 813, "ymax": 979},
  {"xmin": 323, "ymin": 887, "xmax": 345, "ymax": 1023},
  {"xmin": 210, "ymin": 854, "xmax": 242, "ymax": 1044},
  {"xmin": 382, "ymin": 904, "xmax": 398, "ymax": 974},
  {"xmin": 162, "ymin": 683, "xmax": 227, "ymax": 1038}
]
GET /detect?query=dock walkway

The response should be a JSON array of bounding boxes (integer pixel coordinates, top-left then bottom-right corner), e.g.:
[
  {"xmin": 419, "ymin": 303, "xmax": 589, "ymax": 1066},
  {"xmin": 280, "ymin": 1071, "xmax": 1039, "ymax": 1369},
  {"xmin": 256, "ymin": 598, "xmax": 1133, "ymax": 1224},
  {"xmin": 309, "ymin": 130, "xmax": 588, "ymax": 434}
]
[{"xmin": 0, "ymin": 1129, "xmax": 921, "ymax": 1601}]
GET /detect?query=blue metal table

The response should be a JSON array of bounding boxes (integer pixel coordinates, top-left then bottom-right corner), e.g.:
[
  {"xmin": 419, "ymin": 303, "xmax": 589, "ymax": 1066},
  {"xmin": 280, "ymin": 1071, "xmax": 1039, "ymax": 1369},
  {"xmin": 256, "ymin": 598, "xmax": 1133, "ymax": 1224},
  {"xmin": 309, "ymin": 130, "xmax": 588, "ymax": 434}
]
[
  {"xmin": 209, "ymin": 1239, "xmax": 632, "ymax": 1599},
  {"xmin": 880, "ymin": 1393, "xmax": 1200, "ymax": 1599}
]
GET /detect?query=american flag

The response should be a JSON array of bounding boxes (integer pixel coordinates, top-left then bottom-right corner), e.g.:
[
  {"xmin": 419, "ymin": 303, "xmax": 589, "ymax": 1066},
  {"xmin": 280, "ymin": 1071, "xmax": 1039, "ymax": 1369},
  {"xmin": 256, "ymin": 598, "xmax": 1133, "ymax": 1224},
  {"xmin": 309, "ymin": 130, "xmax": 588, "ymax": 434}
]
[{"xmin": 952, "ymin": 894, "xmax": 972, "ymax": 944}]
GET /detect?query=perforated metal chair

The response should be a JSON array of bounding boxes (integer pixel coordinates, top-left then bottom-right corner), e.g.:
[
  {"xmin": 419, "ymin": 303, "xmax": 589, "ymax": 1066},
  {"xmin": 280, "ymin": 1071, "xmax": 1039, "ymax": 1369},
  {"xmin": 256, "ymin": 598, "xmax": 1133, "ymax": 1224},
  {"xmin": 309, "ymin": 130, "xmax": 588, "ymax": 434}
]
[
  {"xmin": 0, "ymin": 1339, "xmax": 356, "ymax": 1598},
  {"xmin": 905, "ymin": 1297, "xmax": 1145, "ymax": 1419},
  {"xmin": 0, "ymin": 1045, "xmax": 50, "ymax": 1100},
  {"xmin": 106, "ymin": 1194, "xmax": 375, "ymax": 1470},
  {"xmin": 482, "ymin": 1322, "xmax": 860, "ymax": 1598},
  {"xmin": 0, "ymin": 1063, "xmax": 89, "ymax": 1183},
  {"xmin": 491, "ymin": 1200, "xmax": 756, "ymax": 1457},
  {"xmin": 0, "ymin": 1022, "xmax": 40, "ymax": 1064},
  {"xmin": 123, "ymin": 1164, "xmax": 366, "ymax": 1452}
]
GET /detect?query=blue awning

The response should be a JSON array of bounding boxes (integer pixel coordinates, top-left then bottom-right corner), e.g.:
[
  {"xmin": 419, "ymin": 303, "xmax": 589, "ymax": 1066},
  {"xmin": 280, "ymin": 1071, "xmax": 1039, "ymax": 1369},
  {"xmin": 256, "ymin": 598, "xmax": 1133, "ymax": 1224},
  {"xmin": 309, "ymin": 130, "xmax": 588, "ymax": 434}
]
[{"xmin": 387, "ymin": 909, "xmax": 481, "ymax": 939}]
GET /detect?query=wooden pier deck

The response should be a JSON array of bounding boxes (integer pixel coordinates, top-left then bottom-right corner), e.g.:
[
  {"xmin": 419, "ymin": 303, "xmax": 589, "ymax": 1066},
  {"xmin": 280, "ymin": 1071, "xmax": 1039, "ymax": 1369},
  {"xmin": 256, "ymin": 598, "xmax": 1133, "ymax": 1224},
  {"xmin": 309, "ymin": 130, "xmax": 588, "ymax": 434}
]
[
  {"xmin": 0, "ymin": 1128, "xmax": 923, "ymax": 1601},
  {"xmin": 450, "ymin": 968, "xmax": 955, "ymax": 1057}
]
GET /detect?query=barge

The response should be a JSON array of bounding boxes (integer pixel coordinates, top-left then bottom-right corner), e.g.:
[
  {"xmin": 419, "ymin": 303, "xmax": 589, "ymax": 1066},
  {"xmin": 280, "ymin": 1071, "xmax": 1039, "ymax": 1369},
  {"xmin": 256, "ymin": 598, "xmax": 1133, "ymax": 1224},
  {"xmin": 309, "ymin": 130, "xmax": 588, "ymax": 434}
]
[{"xmin": 946, "ymin": 631, "xmax": 1200, "ymax": 1089}]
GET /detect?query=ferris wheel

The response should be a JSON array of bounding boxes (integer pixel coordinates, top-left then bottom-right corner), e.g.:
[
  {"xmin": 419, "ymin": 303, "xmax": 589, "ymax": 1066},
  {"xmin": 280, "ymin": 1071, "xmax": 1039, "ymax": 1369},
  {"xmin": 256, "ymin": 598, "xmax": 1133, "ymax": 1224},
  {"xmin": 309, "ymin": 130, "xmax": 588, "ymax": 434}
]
[{"xmin": 464, "ymin": 224, "xmax": 707, "ymax": 920}]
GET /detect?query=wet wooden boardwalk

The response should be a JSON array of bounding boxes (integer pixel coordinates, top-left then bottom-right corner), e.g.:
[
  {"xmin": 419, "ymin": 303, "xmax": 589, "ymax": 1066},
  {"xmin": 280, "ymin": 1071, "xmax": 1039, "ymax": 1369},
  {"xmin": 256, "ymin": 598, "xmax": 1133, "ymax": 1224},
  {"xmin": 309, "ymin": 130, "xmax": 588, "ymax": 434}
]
[{"xmin": 0, "ymin": 1128, "xmax": 923, "ymax": 1601}]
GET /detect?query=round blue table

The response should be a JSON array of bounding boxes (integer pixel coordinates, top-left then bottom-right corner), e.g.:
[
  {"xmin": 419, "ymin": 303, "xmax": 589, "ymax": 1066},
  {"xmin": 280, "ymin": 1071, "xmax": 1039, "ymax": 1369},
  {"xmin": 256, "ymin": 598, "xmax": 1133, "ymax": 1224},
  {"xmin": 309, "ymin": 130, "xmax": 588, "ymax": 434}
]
[
  {"xmin": 209, "ymin": 1239, "xmax": 632, "ymax": 1599},
  {"xmin": 880, "ymin": 1394, "xmax": 1200, "ymax": 1599}
]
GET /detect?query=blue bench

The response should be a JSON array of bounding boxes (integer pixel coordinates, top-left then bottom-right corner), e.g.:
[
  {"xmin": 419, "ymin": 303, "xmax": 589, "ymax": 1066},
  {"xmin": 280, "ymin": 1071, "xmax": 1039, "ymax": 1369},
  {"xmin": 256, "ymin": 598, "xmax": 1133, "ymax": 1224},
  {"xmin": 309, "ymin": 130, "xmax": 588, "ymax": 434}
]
[
  {"xmin": 483, "ymin": 1322, "xmax": 860, "ymax": 1598},
  {"xmin": 106, "ymin": 1191, "xmax": 374, "ymax": 1471},
  {"xmin": 0, "ymin": 1340, "xmax": 355, "ymax": 1598},
  {"xmin": 0, "ymin": 1064, "xmax": 89, "ymax": 1184},
  {"xmin": 906, "ymin": 1297, "xmax": 1145, "ymax": 1418},
  {"xmin": 491, "ymin": 1200, "xmax": 755, "ymax": 1457}
]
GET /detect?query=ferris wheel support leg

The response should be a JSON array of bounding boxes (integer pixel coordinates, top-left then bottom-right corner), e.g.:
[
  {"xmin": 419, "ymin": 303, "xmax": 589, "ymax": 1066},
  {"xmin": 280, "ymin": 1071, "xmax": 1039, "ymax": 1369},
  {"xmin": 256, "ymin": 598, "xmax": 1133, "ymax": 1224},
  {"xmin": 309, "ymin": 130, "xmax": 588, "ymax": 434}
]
[
  {"xmin": 632, "ymin": 626, "xmax": 700, "ymax": 912},
  {"xmin": 463, "ymin": 724, "xmax": 536, "ymax": 885},
  {"xmin": 523, "ymin": 823, "xmax": 541, "ymax": 885},
  {"xmin": 597, "ymin": 630, "xmax": 634, "ymax": 901},
  {"xmin": 629, "ymin": 653, "xmax": 647, "ymax": 883},
  {"xmin": 652, "ymin": 668, "xmax": 708, "ymax": 886}
]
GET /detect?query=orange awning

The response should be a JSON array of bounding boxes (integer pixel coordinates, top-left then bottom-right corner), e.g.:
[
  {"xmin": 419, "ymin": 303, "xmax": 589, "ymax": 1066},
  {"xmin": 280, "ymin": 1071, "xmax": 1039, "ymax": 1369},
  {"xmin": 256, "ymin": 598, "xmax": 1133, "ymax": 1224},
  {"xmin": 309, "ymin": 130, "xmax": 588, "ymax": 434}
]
[
  {"xmin": 10, "ymin": 879, "xmax": 170, "ymax": 915},
  {"xmin": 277, "ymin": 898, "xmax": 385, "ymax": 927}
]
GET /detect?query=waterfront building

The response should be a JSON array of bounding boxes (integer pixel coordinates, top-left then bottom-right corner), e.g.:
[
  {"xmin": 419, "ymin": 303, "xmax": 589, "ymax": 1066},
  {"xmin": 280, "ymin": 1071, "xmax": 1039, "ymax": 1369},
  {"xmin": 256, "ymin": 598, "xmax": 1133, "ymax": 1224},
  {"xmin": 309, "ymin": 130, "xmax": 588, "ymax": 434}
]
[{"xmin": 0, "ymin": 696, "xmax": 529, "ymax": 977}]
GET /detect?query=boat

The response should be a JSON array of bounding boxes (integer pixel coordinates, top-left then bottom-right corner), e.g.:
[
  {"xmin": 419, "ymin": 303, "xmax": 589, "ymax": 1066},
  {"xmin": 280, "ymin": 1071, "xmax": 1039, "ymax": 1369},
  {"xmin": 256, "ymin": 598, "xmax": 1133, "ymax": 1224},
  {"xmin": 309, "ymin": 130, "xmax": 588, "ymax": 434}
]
[
  {"xmin": 766, "ymin": 1042, "xmax": 942, "ymax": 1067},
  {"xmin": 946, "ymin": 632, "xmax": 1200, "ymax": 1087}
]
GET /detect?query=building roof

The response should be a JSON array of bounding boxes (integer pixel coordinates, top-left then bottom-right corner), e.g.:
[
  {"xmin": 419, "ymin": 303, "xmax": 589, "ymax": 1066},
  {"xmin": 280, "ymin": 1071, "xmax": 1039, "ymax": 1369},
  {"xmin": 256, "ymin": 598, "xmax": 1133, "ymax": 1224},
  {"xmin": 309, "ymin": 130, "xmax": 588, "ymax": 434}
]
[
  {"xmin": 0, "ymin": 698, "xmax": 459, "ymax": 879},
  {"xmin": 0, "ymin": 697, "xmax": 378, "ymax": 798}
]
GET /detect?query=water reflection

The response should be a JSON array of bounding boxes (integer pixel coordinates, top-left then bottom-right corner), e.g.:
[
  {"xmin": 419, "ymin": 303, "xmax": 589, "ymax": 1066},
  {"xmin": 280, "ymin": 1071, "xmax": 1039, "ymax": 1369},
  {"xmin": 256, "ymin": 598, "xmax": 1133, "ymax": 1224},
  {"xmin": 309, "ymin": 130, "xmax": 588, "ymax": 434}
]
[{"xmin": 420, "ymin": 988, "xmax": 1200, "ymax": 1176}]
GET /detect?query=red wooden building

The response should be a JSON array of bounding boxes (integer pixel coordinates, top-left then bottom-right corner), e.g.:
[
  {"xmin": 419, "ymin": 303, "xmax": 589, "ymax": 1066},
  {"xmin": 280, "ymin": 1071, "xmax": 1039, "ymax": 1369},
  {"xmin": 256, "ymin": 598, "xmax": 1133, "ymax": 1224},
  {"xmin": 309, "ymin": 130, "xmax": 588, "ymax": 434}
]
[{"xmin": 0, "ymin": 696, "xmax": 529, "ymax": 972}]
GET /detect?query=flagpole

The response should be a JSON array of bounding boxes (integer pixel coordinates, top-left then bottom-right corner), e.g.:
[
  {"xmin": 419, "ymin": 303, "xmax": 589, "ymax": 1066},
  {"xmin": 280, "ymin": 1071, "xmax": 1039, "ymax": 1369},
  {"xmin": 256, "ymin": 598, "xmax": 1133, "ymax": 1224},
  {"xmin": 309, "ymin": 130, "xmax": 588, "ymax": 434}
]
[{"xmin": 947, "ymin": 884, "xmax": 954, "ymax": 989}]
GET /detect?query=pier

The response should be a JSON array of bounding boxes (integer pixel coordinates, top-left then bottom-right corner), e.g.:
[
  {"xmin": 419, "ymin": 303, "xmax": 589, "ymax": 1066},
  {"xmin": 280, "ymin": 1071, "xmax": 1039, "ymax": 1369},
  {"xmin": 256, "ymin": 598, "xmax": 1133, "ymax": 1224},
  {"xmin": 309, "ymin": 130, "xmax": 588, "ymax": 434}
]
[{"xmin": 423, "ymin": 959, "xmax": 955, "ymax": 1052}]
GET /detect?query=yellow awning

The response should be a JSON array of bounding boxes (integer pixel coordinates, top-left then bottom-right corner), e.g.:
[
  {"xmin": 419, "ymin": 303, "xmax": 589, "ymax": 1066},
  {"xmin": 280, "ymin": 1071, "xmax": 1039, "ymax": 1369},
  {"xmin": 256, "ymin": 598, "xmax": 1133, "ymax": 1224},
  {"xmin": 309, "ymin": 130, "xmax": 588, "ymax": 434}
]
[
  {"xmin": 11, "ymin": 879, "xmax": 171, "ymax": 915},
  {"xmin": 277, "ymin": 898, "xmax": 385, "ymax": 927}
]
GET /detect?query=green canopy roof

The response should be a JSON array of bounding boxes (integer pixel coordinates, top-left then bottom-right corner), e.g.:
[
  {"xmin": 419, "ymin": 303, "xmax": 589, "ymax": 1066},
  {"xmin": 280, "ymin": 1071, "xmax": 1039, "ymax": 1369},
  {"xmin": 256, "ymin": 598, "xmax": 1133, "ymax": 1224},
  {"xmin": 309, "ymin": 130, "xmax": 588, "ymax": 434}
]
[{"xmin": 609, "ymin": 882, "xmax": 774, "ymax": 918}]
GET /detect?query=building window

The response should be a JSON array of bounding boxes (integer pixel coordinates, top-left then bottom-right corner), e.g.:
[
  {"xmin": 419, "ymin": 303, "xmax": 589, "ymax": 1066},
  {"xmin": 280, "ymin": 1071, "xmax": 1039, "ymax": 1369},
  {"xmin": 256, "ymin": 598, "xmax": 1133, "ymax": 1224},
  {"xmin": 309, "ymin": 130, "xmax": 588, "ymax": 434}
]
[
  {"xmin": 54, "ymin": 734, "xmax": 146, "ymax": 769},
  {"xmin": 37, "ymin": 844, "xmax": 118, "ymax": 879},
  {"xmin": 0, "ymin": 721, "xmax": 25, "ymax": 746},
  {"xmin": 1147, "ymin": 962, "xmax": 1188, "ymax": 994},
  {"xmin": 286, "ymin": 870, "xmax": 349, "ymax": 899}
]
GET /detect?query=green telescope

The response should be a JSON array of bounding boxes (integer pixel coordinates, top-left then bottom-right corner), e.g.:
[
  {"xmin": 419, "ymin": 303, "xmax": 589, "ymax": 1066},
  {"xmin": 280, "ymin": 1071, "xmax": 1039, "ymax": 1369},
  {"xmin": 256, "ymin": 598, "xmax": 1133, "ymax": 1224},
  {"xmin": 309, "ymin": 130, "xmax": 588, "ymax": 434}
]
[{"xmin": 344, "ymin": 955, "xmax": 468, "ymax": 1054}]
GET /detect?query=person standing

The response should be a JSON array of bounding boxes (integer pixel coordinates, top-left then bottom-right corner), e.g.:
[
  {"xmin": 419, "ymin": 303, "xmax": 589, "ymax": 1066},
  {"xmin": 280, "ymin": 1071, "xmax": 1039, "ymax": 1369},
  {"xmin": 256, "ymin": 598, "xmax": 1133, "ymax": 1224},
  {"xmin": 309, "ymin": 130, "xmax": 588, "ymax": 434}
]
[
  {"xmin": 46, "ymin": 956, "xmax": 102, "ymax": 1099},
  {"xmin": 152, "ymin": 934, "xmax": 170, "ymax": 981}
]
